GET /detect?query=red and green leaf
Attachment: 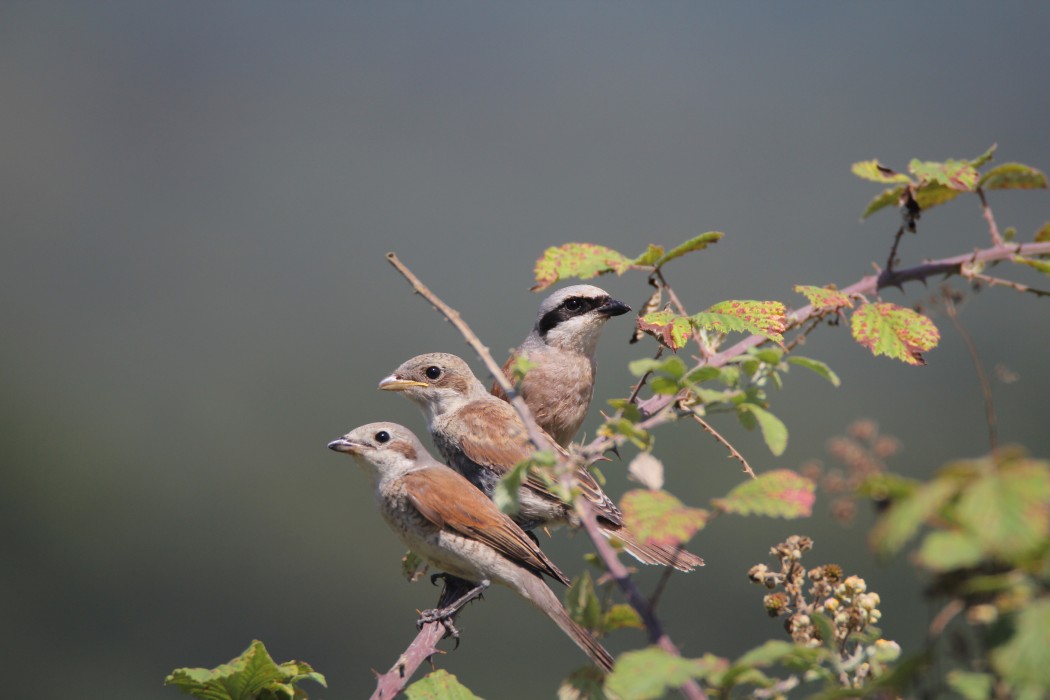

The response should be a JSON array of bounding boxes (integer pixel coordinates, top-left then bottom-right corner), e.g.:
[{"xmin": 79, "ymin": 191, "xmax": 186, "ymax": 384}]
[
  {"xmin": 914, "ymin": 181, "xmax": 964, "ymax": 210},
  {"xmin": 908, "ymin": 159, "xmax": 980, "ymax": 191},
  {"xmin": 693, "ymin": 300, "xmax": 787, "ymax": 344},
  {"xmin": 850, "ymin": 302, "xmax": 940, "ymax": 366},
  {"xmin": 712, "ymin": 470, "xmax": 815, "ymax": 518},
  {"xmin": 794, "ymin": 285, "xmax": 853, "ymax": 312},
  {"xmin": 636, "ymin": 310, "xmax": 693, "ymax": 351},
  {"xmin": 531, "ymin": 243, "xmax": 633, "ymax": 291},
  {"xmin": 620, "ymin": 489, "xmax": 709, "ymax": 548},
  {"xmin": 979, "ymin": 163, "xmax": 1048, "ymax": 191},
  {"xmin": 851, "ymin": 160, "xmax": 913, "ymax": 184},
  {"xmin": 647, "ymin": 231, "xmax": 724, "ymax": 268}
]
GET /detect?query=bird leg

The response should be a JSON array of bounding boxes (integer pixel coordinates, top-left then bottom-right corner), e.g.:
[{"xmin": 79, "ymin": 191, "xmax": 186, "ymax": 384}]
[{"xmin": 418, "ymin": 576, "xmax": 490, "ymax": 644}]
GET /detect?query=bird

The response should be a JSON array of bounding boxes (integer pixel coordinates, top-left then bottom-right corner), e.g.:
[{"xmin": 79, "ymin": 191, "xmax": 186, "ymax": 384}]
[
  {"xmin": 379, "ymin": 353, "xmax": 703, "ymax": 571},
  {"xmin": 327, "ymin": 421, "xmax": 615, "ymax": 672},
  {"xmin": 491, "ymin": 285, "xmax": 631, "ymax": 447}
]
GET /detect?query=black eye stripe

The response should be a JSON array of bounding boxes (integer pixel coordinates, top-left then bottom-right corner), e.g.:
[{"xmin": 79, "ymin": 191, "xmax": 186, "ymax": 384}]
[{"xmin": 537, "ymin": 296, "xmax": 606, "ymax": 336}]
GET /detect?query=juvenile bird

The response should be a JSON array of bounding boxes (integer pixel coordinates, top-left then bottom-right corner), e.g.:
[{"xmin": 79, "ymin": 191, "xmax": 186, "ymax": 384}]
[
  {"xmin": 380, "ymin": 353, "xmax": 703, "ymax": 571},
  {"xmin": 492, "ymin": 285, "xmax": 631, "ymax": 447},
  {"xmin": 327, "ymin": 422, "xmax": 614, "ymax": 671}
]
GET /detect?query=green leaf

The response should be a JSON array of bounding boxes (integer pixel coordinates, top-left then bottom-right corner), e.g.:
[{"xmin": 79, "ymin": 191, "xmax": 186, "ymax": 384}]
[
  {"xmin": 869, "ymin": 477, "xmax": 959, "ymax": 557},
  {"xmin": 913, "ymin": 181, "xmax": 964, "ymax": 210},
  {"xmin": 955, "ymin": 463, "xmax": 1050, "ymax": 560},
  {"xmin": 991, "ymin": 599, "xmax": 1050, "ymax": 691},
  {"xmin": 979, "ymin": 163, "xmax": 1049, "ymax": 191},
  {"xmin": 916, "ymin": 530, "xmax": 985, "ymax": 572},
  {"xmin": 565, "ymin": 571, "xmax": 603, "ymax": 631},
  {"xmin": 628, "ymin": 356, "xmax": 688, "ymax": 380},
  {"xmin": 850, "ymin": 302, "xmax": 940, "ymax": 366},
  {"xmin": 1014, "ymin": 255, "xmax": 1050, "ymax": 277},
  {"xmin": 908, "ymin": 158, "xmax": 980, "ymax": 191},
  {"xmin": 603, "ymin": 604, "xmax": 645, "ymax": 632},
  {"xmin": 507, "ymin": 354, "xmax": 539, "ymax": 386},
  {"xmin": 402, "ymin": 550, "xmax": 429, "ymax": 583},
  {"xmin": 405, "ymin": 670, "xmax": 482, "ymax": 700},
  {"xmin": 493, "ymin": 460, "xmax": 529, "ymax": 516},
  {"xmin": 969, "ymin": 144, "xmax": 998, "ymax": 168},
  {"xmin": 712, "ymin": 469, "xmax": 815, "ymax": 518},
  {"xmin": 947, "ymin": 671, "xmax": 996, "ymax": 700},
  {"xmin": 860, "ymin": 185, "xmax": 906, "ymax": 220},
  {"xmin": 1035, "ymin": 221, "xmax": 1050, "ymax": 242},
  {"xmin": 598, "ymin": 417, "xmax": 653, "ymax": 450},
  {"xmin": 650, "ymin": 231, "xmax": 724, "ymax": 268},
  {"xmin": 165, "ymin": 640, "xmax": 326, "ymax": 700},
  {"xmin": 793, "ymin": 285, "xmax": 853, "ymax": 312},
  {"xmin": 636, "ymin": 310, "xmax": 693, "ymax": 351},
  {"xmin": 558, "ymin": 667, "xmax": 606, "ymax": 700},
  {"xmin": 851, "ymin": 160, "xmax": 913, "ymax": 184},
  {"xmin": 693, "ymin": 300, "xmax": 788, "ymax": 344},
  {"xmin": 631, "ymin": 244, "xmax": 666, "ymax": 266},
  {"xmin": 620, "ymin": 489, "xmax": 708, "ymax": 548},
  {"xmin": 738, "ymin": 404, "xmax": 789, "ymax": 456},
  {"xmin": 531, "ymin": 243, "xmax": 633, "ymax": 292},
  {"xmin": 734, "ymin": 639, "xmax": 825, "ymax": 669},
  {"xmin": 787, "ymin": 356, "xmax": 841, "ymax": 387},
  {"xmin": 606, "ymin": 647, "xmax": 706, "ymax": 700}
]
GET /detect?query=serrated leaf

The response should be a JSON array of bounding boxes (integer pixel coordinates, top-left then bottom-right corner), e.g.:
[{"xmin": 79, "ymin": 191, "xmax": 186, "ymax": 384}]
[
  {"xmin": 632, "ymin": 244, "xmax": 666, "ymax": 266},
  {"xmin": 531, "ymin": 243, "xmax": 633, "ymax": 292},
  {"xmin": 851, "ymin": 160, "xmax": 913, "ymax": 184},
  {"xmin": 603, "ymin": 604, "xmax": 644, "ymax": 632},
  {"xmin": 598, "ymin": 418, "xmax": 653, "ymax": 450},
  {"xmin": 916, "ymin": 530, "xmax": 985, "ymax": 572},
  {"xmin": 650, "ymin": 231, "xmax": 724, "ymax": 268},
  {"xmin": 738, "ymin": 404, "xmax": 788, "ymax": 456},
  {"xmin": 793, "ymin": 285, "xmax": 853, "ymax": 312},
  {"xmin": 558, "ymin": 667, "xmax": 606, "ymax": 700},
  {"xmin": 956, "ymin": 464, "xmax": 1050, "ymax": 560},
  {"xmin": 979, "ymin": 163, "xmax": 1049, "ymax": 191},
  {"xmin": 493, "ymin": 460, "xmax": 529, "ymax": 516},
  {"xmin": 787, "ymin": 356, "xmax": 841, "ymax": 387},
  {"xmin": 402, "ymin": 550, "xmax": 429, "ymax": 583},
  {"xmin": 628, "ymin": 452, "xmax": 664, "ymax": 491},
  {"xmin": 860, "ymin": 185, "xmax": 906, "ymax": 220},
  {"xmin": 636, "ymin": 310, "xmax": 693, "ymax": 351},
  {"xmin": 711, "ymin": 469, "xmax": 814, "ymax": 518},
  {"xmin": 1035, "ymin": 221, "xmax": 1050, "ymax": 242},
  {"xmin": 1014, "ymin": 255, "xmax": 1050, "ymax": 277},
  {"xmin": 165, "ymin": 640, "xmax": 326, "ymax": 700},
  {"xmin": 990, "ymin": 599, "xmax": 1050, "ymax": 691},
  {"xmin": 969, "ymin": 144, "xmax": 998, "ymax": 168},
  {"xmin": 908, "ymin": 158, "xmax": 980, "ymax": 191},
  {"xmin": 693, "ymin": 300, "xmax": 787, "ymax": 344},
  {"xmin": 869, "ymin": 477, "xmax": 959, "ymax": 557},
  {"xmin": 850, "ymin": 302, "xmax": 940, "ymax": 366},
  {"xmin": 565, "ymin": 571, "xmax": 603, "ymax": 631},
  {"xmin": 913, "ymin": 181, "xmax": 964, "ymax": 210},
  {"xmin": 405, "ymin": 670, "xmax": 482, "ymax": 700},
  {"xmin": 628, "ymin": 356, "xmax": 687, "ymax": 380},
  {"xmin": 606, "ymin": 647, "xmax": 706, "ymax": 700},
  {"xmin": 620, "ymin": 489, "xmax": 708, "ymax": 548}
]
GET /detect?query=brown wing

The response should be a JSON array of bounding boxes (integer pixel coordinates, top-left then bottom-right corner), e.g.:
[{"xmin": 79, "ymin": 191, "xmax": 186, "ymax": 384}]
[
  {"xmin": 489, "ymin": 352, "xmax": 516, "ymax": 401},
  {"xmin": 403, "ymin": 468, "xmax": 569, "ymax": 584}
]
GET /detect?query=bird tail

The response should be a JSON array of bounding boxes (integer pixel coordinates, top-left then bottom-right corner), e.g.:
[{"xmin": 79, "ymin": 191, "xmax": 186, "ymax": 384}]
[
  {"xmin": 599, "ymin": 525, "xmax": 704, "ymax": 572},
  {"xmin": 518, "ymin": 574, "xmax": 615, "ymax": 673}
]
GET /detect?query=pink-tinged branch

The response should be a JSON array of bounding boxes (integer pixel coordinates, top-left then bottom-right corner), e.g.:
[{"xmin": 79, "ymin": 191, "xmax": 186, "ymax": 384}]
[{"xmin": 369, "ymin": 622, "xmax": 446, "ymax": 700}]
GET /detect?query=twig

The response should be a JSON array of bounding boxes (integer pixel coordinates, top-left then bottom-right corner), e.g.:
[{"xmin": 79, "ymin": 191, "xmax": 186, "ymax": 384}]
[
  {"xmin": 928, "ymin": 598, "xmax": 965, "ymax": 638},
  {"xmin": 942, "ymin": 292, "xmax": 998, "ymax": 450},
  {"xmin": 690, "ymin": 414, "xmax": 756, "ymax": 479},
  {"xmin": 885, "ymin": 225, "xmax": 907, "ymax": 272},
  {"xmin": 965, "ymin": 270, "xmax": 1050, "ymax": 297},
  {"xmin": 977, "ymin": 189, "xmax": 1004, "ymax": 247},
  {"xmin": 369, "ymin": 622, "xmax": 446, "ymax": 700}
]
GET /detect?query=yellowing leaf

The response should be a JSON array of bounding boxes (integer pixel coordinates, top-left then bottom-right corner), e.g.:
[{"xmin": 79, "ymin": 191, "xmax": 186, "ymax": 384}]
[
  {"xmin": 620, "ymin": 489, "xmax": 708, "ymax": 548},
  {"xmin": 712, "ymin": 469, "xmax": 815, "ymax": 518},
  {"xmin": 603, "ymin": 604, "xmax": 644, "ymax": 632},
  {"xmin": 969, "ymin": 143, "xmax": 998, "ymax": 168},
  {"xmin": 850, "ymin": 302, "xmax": 940, "ymax": 366},
  {"xmin": 914, "ymin": 181, "xmax": 963, "ymax": 210},
  {"xmin": 794, "ymin": 285, "xmax": 853, "ymax": 312},
  {"xmin": 1014, "ymin": 255, "xmax": 1050, "ymax": 277},
  {"xmin": 908, "ymin": 158, "xmax": 979, "ymax": 191},
  {"xmin": 851, "ymin": 160, "xmax": 913, "ymax": 184},
  {"xmin": 531, "ymin": 243, "xmax": 632, "ymax": 291},
  {"xmin": 636, "ymin": 310, "xmax": 693, "ymax": 351},
  {"xmin": 1034, "ymin": 221, "xmax": 1050, "ymax": 242},
  {"xmin": 405, "ymin": 670, "xmax": 482, "ymax": 700},
  {"xmin": 990, "ymin": 599, "xmax": 1050, "ymax": 690},
  {"xmin": 979, "ymin": 163, "xmax": 1048, "ymax": 191},
  {"xmin": 693, "ymin": 300, "xmax": 787, "ymax": 343},
  {"xmin": 649, "ymin": 231, "xmax": 724, "ymax": 268},
  {"xmin": 869, "ymin": 477, "xmax": 959, "ymax": 558},
  {"xmin": 631, "ymin": 243, "xmax": 665, "ymax": 266},
  {"xmin": 860, "ymin": 185, "xmax": 906, "ymax": 220}
]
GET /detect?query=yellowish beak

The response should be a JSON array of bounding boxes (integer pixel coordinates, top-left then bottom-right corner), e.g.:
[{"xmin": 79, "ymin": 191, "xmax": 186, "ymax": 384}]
[{"xmin": 378, "ymin": 375, "xmax": 430, "ymax": 391}]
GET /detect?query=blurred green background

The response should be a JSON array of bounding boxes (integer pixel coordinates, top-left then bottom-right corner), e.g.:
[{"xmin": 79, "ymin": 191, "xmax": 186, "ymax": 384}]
[{"xmin": 2, "ymin": 3, "xmax": 1048, "ymax": 698}]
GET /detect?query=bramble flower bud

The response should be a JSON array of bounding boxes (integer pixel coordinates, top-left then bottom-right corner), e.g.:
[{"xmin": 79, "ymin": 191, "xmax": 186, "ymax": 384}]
[{"xmin": 873, "ymin": 639, "xmax": 901, "ymax": 662}]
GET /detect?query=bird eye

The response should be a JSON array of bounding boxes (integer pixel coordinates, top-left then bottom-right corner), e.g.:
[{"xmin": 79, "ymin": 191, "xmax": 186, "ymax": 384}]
[
  {"xmin": 425, "ymin": 366, "xmax": 442, "ymax": 380},
  {"xmin": 375, "ymin": 430, "xmax": 391, "ymax": 443},
  {"xmin": 563, "ymin": 297, "xmax": 583, "ymax": 312}
]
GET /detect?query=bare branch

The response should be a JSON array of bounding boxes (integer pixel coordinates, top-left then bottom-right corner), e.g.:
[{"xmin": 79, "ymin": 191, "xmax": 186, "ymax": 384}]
[
  {"xmin": 369, "ymin": 623, "xmax": 446, "ymax": 700},
  {"xmin": 690, "ymin": 414, "xmax": 756, "ymax": 479},
  {"xmin": 977, "ymin": 188, "xmax": 1004, "ymax": 247},
  {"xmin": 942, "ymin": 291, "xmax": 998, "ymax": 451}
]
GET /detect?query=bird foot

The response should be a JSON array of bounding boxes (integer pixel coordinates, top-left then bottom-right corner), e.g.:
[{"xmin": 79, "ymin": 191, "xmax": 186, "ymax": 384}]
[{"xmin": 416, "ymin": 606, "xmax": 462, "ymax": 646}]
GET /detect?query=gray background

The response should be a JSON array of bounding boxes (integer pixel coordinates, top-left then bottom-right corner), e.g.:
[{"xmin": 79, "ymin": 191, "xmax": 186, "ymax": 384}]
[{"xmin": 3, "ymin": 2, "xmax": 1048, "ymax": 698}]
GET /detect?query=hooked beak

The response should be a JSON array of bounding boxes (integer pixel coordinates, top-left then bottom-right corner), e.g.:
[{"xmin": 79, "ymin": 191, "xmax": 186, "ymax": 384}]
[
  {"xmin": 598, "ymin": 298, "xmax": 631, "ymax": 317},
  {"xmin": 378, "ymin": 375, "xmax": 430, "ymax": 391},
  {"xmin": 327, "ymin": 437, "xmax": 366, "ymax": 454}
]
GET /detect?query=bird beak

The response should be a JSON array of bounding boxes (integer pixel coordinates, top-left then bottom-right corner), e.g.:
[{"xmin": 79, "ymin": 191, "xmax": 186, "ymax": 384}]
[
  {"xmin": 378, "ymin": 374, "xmax": 430, "ymax": 391},
  {"xmin": 327, "ymin": 437, "xmax": 366, "ymax": 453},
  {"xmin": 598, "ymin": 299, "xmax": 631, "ymax": 317}
]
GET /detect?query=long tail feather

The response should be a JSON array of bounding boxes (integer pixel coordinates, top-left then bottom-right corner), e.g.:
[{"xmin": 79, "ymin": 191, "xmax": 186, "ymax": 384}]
[
  {"xmin": 519, "ymin": 575, "xmax": 615, "ymax": 672},
  {"xmin": 600, "ymin": 525, "xmax": 704, "ymax": 572}
]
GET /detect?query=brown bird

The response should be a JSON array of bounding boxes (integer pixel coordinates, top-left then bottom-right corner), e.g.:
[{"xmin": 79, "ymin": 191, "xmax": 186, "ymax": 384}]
[
  {"xmin": 492, "ymin": 285, "xmax": 631, "ymax": 447},
  {"xmin": 380, "ymin": 353, "xmax": 703, "ymax": 571},
  {"xmin": 327, "ymin": 422, "xmax": 614, "ymax": 671}
]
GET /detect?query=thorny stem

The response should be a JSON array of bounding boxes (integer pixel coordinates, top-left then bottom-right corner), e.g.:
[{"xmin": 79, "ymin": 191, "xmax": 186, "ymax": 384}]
[
  {"xmin": 386, "ymin": 252, "xmax": 707, "ymax": 700},
  {"xmin": 943, "ymin": 292, "xmax": 998, "ymax": 450},
  {"xmin": 977, "ymin": 189, "xmax": 1004, "ymax": 247},
  {"xmin": 885, "ymin": 225, "xmax": 907, "ymax": 272},
  {"xmin": 691, "ymin": 414, "xmax": 756, "ymax": 479}
]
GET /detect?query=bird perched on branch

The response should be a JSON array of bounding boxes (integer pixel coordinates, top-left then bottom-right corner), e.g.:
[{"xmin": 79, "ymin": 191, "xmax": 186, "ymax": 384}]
[
  {"xmin": 380, "ymin": 353, "xmax": 703, "ymax": 572},
  {"xmin": 492, "ymin": 285, "xmax": 631, "ymax": 447},
  {"xmin": 327, "ymin": 422, "xmax": 614, "ymax": 671}
]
